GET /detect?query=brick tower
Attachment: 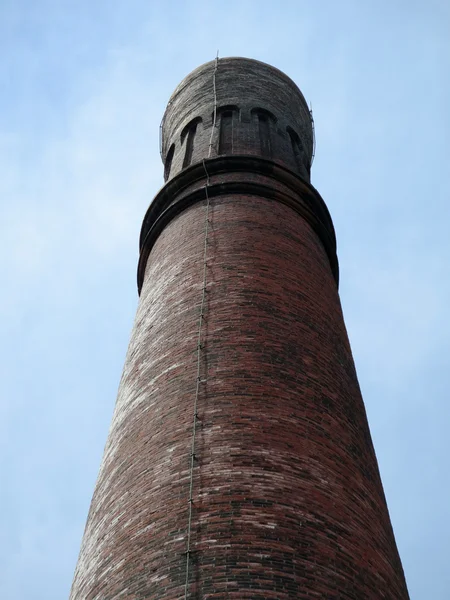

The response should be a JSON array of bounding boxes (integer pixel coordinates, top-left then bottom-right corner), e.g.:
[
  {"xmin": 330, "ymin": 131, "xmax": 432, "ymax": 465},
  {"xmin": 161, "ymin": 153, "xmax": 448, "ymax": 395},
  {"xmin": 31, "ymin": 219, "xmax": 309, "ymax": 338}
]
[{"xmin": 70, "ymin": 58, "xmax": 409, "ymax": 599}]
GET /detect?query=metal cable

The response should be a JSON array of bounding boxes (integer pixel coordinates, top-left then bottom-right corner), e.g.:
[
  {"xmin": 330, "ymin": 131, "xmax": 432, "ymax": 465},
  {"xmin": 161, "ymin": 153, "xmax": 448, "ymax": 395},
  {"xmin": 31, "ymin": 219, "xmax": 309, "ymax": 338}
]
[
  {"xmin": 184, "ymin": 53, "xmax": 218, "ymax": 600},
  {"xmin": 208, "ymin": 54, "xmax": 219, "ymax": 158},
  {"xmin": 310, "ymin": 103, "xmax": 316, "ymax": 166}
]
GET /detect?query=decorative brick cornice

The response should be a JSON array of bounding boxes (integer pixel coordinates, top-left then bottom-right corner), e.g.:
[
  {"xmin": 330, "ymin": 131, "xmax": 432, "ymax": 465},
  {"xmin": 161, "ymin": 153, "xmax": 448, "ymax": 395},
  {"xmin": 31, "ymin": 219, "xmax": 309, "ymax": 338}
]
[{"xmin": 138, "ymin": 155, "xmax": 339, "ymax": 294}]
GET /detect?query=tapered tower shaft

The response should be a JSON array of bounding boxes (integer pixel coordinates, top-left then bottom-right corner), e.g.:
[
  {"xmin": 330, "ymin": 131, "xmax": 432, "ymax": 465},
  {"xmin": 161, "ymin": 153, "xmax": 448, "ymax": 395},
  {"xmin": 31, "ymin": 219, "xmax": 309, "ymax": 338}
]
[{"xmin": 70, "ymin": 58, "xmax": 409, "ymax": 599}]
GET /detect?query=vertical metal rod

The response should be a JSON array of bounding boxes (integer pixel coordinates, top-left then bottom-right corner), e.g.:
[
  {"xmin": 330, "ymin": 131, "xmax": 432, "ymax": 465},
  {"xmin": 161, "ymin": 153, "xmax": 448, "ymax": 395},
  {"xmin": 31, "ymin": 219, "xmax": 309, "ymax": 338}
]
[{"xmin": 184, "ymin": 53, "xmax": 218, "ymax": 600}]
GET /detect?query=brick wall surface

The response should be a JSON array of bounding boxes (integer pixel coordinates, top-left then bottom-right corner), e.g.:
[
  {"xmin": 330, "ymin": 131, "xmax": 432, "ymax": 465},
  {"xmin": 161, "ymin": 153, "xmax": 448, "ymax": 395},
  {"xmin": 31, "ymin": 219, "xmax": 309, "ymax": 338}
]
[
  {"xmin": 71, "ymin": 194, "xmax": 409, "ymax": 599},
  {"xmin": 70, "ymin": 58, "xmax": 409, "ymax": 599}
]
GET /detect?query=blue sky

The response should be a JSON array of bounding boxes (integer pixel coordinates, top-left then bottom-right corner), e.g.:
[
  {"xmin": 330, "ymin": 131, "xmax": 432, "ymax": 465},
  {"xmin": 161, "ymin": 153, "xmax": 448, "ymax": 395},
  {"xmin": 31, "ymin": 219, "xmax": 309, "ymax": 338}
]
[{"xmin": 1, "ymin": 1, "xmax": 449, "ymax": 598}]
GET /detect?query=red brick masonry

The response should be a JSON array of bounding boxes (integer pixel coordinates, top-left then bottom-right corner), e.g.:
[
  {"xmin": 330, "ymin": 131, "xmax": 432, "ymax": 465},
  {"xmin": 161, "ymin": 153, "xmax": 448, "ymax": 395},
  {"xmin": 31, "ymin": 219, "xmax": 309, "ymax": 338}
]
[
  {"xmin": 70, "ymin": 58, "xmax": 409, "ymax": 599},
  {"xmin": 71, "ymin": 195, "xmax": 409, "ymax": 599}
]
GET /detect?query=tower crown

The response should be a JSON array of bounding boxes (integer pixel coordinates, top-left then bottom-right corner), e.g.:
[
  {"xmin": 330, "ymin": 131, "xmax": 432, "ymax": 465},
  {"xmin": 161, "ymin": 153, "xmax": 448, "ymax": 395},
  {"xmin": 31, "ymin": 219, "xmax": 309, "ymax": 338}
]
[{"xmin": 161, "ymin": 57, "xmax": 314, "ymax": 182}]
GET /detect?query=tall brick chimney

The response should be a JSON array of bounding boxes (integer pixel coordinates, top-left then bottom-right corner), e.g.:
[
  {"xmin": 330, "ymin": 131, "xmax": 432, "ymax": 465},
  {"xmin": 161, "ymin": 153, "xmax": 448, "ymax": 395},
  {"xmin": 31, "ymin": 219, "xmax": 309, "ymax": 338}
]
[{"xmin": 70, "ymin": 57, "xmax": 409, "ymax": 599}]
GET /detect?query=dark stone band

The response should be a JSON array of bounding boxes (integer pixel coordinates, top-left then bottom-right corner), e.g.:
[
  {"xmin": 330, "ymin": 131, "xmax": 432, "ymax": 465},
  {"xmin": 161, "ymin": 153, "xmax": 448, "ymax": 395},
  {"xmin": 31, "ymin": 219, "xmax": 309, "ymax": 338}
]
[{"xmin": 138, "ymin": 156, "xmax": 339, "ymax": 294}]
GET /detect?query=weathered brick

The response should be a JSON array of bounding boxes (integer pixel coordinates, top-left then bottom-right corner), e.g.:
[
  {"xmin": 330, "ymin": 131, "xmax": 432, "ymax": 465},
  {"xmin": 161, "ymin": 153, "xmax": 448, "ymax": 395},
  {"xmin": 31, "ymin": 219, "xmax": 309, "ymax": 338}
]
[{"xmin": 70, "ymin": 58, "xmax": 409, "ymax": 599}]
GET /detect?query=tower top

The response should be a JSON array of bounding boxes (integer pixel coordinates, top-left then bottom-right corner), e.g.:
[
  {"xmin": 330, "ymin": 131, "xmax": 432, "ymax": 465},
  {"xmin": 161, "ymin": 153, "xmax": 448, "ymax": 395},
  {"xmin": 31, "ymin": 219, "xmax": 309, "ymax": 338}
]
[
  {"xmin": 160, "ymin": 57, "xmax": 314, "ymax": 182},
  {"xmin": 139, "ymin": 57, "xmax": 338, "ymax": 292}
]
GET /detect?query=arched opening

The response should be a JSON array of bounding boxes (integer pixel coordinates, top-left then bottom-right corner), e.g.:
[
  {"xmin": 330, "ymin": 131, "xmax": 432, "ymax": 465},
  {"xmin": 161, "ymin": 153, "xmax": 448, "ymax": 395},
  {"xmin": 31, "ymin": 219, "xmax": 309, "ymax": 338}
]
[
  {"xmin": 287, "ymin": 126, "xmax": 307, "ymax": 174},
  {"xmin": 251, "ymin": 108, "xmax": 276, "ymax": 159},
  {"xmin": 216, "ymin": 106, "xmax": 239, "ymax": 155},
  {"xmin": 219, "ymin": 111, "xmax": 233, "ymax": 154},
  {"xmin": 164, "ymin": 144, "xmax": 175, "ymax": 181},
  {"xmin": 181, "ymin": 117, "xmax": 202, "ymax": 168}
]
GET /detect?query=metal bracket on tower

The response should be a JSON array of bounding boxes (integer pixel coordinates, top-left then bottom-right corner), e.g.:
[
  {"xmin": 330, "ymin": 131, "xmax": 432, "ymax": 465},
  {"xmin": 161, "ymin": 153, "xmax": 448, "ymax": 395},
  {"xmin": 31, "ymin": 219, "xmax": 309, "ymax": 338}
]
[{"xmin": 310, "ymin": 102, "xmax": 316, "ymax": 166}]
